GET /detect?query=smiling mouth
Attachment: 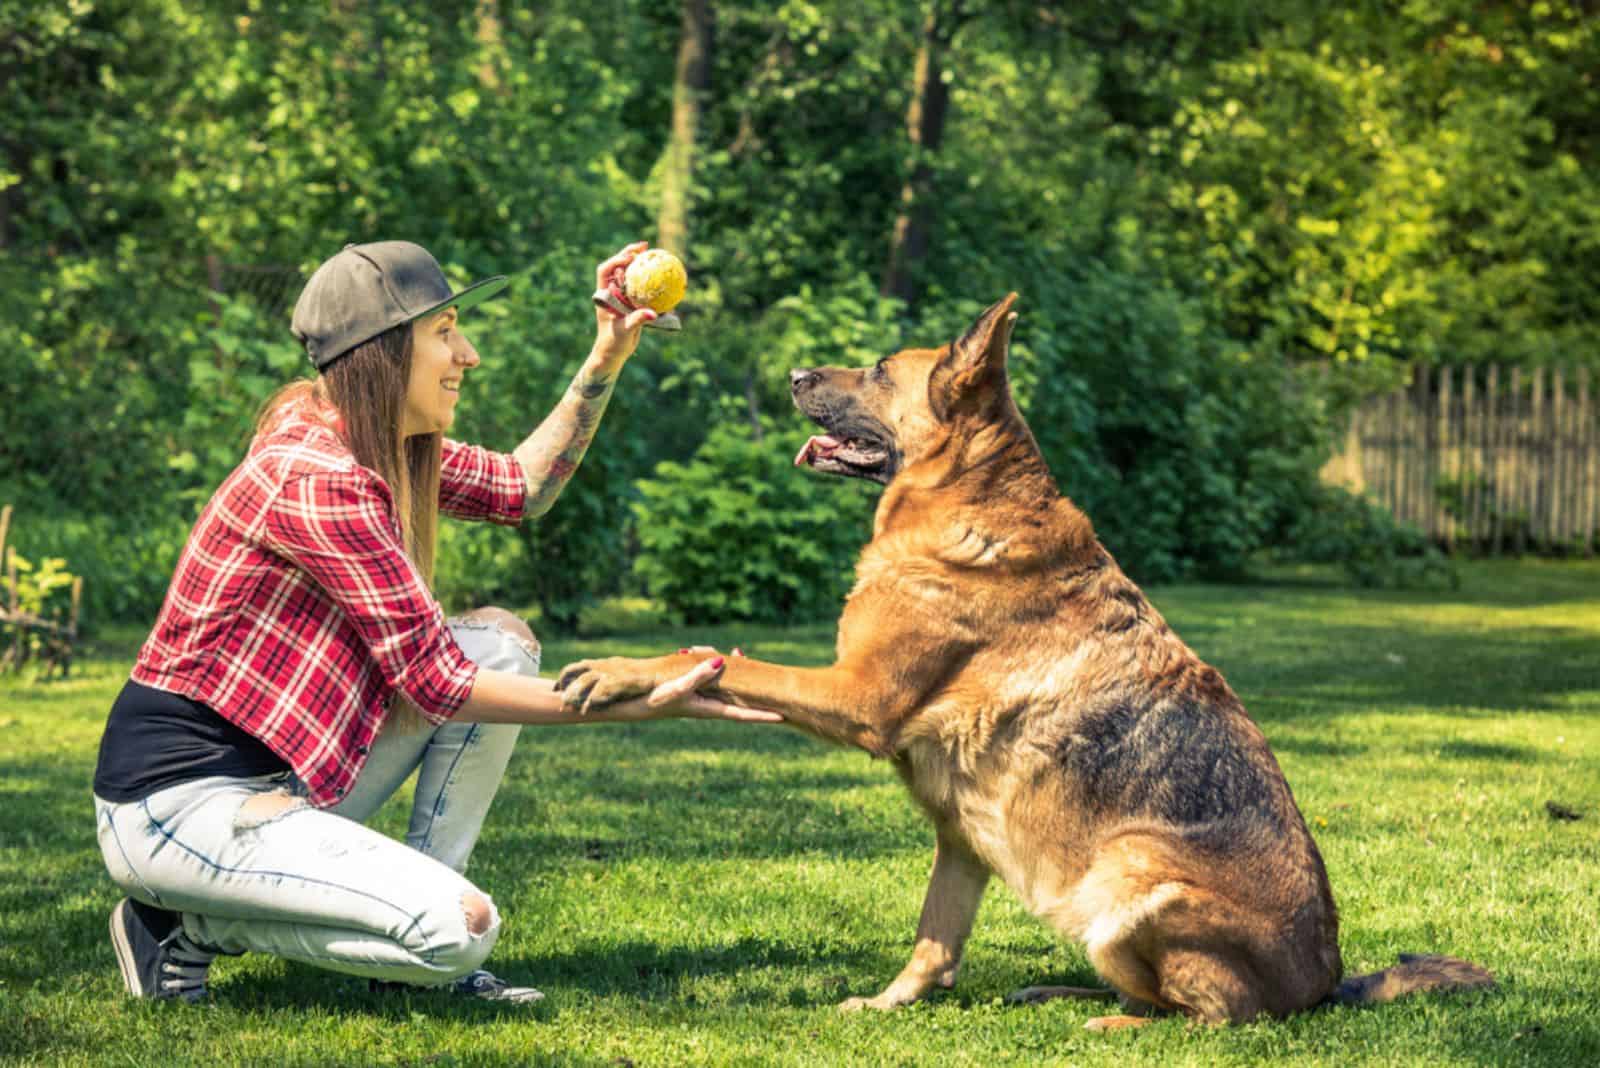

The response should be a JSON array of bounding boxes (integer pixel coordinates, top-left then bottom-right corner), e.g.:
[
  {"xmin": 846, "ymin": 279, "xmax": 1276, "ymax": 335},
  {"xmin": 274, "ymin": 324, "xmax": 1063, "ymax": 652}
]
[
  {"xmin": 442, "ymin": 380, "xmax": 461, "ymax": 393},
  {"xmin": 793, "ymin": 433, "xmax": 893, "ymax": 482}
]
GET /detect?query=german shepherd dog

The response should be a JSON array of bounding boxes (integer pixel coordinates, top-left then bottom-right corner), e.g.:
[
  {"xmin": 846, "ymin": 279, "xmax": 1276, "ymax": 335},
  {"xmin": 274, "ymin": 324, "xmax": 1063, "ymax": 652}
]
[{"xmin": 558, "ymin": 295, "xmax": 1492, "ymax": 1030}]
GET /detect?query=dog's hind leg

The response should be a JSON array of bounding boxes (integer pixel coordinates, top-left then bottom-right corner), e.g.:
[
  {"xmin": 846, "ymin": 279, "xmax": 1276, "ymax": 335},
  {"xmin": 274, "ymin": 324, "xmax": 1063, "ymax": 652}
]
[
  {"xmin": 1079, "ymin": 888, "xmax": 1268, "ymax": 1030},
  {"xmin": 839, "ymin": 832, "xmax": 990, "ymax": 1012}
]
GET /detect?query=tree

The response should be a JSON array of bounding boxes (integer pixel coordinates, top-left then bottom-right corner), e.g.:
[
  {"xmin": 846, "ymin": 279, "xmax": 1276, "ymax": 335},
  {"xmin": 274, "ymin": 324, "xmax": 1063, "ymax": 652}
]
[
  {"xmin": 880, "ymin": 2, "xmax": 965, "ymax": 307},
  {"xmin": 657, "ymin": 0, "xmax": 713, "ymax": 260}
]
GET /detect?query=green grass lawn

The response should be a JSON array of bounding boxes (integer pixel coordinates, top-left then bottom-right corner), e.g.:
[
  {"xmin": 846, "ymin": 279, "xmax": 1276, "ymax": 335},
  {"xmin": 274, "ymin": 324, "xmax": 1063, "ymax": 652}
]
[{"xmin": 2, "ymin": 559, "xmax": 1598, "ymax": 1066}]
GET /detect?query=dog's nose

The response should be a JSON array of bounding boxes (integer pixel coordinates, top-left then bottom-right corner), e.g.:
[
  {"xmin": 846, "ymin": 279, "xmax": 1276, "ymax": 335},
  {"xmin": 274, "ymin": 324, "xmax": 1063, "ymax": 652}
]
[{"xmin": 789, "ymin": 368, "xmax": 820, "ymax": 392}]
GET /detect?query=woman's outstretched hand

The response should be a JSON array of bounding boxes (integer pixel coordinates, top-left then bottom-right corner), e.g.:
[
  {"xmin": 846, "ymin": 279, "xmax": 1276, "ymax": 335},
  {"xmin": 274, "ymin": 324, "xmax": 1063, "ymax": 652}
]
[
  {"xmin": 592, "ymin": 646, "xmax": 777, "ymax": 725},
  {"xmin": 591, "ymin": 242, "xmax": 658, "ymax": 368},
  {"xmin": 636, "ymin": 655, "xmax": 779, "ymax": 724}
]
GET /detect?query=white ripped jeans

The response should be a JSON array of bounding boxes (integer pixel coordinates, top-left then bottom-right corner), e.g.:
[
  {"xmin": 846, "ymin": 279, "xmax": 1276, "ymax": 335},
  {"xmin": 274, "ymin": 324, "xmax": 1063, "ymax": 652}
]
[{"xmin": 92, "ymin": 619, "xmax": 536, "ymax": 985}]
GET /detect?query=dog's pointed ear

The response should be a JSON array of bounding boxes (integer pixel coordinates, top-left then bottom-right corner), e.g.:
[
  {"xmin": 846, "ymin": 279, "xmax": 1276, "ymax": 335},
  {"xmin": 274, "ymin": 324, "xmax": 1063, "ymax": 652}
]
[
  {"xmin": 956, "ymin": 293, "xmax": 1019, "ymax": 371},
  {"xmin": 931, "ymin": 293, "xmax": 1019, "ymax": 420}
]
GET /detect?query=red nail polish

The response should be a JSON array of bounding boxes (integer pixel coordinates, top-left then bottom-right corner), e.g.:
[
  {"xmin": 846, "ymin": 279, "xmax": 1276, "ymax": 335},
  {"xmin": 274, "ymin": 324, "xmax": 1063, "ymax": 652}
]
[
  {"xmin": 732, "ymin": 647, "xmax": 743, "ymax": 656},
  {"xmin": 710, "ymin": 657, "xmax": 725, "ymax": 670},
  {"xmin": 678, "ymin": 648, "xmax": 689, "ymax": 654}
]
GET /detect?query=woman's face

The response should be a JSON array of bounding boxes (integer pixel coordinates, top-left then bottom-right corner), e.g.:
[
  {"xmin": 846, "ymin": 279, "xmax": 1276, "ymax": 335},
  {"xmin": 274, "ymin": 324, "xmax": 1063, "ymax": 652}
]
[{"xmin": 403, "ymin": 308, "xmax": 479, "ymax": 437}]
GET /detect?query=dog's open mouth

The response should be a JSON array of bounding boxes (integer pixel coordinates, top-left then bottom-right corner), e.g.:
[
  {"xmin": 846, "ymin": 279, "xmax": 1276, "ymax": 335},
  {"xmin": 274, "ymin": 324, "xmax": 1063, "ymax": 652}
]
[{"xmin": 794, "ymin": 433, "xmax": 893, "ymax": 481}]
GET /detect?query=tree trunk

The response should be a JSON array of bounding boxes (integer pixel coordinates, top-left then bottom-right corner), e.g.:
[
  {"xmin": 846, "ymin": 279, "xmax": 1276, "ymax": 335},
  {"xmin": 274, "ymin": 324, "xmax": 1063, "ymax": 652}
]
[
  {"xmin": 881, "ymin": 4, "xmax": 959, "ymax": 307},
  {"xmin": 658, "ymin": 0, "xmax": 713, "ymax": 259}
]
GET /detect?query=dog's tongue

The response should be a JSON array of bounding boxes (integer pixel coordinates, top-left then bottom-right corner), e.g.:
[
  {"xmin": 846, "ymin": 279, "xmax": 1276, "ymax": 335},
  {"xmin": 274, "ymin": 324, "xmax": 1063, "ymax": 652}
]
[{"xmin": 794, "ymin": 435, "xmax": 842, "ymax": 467}]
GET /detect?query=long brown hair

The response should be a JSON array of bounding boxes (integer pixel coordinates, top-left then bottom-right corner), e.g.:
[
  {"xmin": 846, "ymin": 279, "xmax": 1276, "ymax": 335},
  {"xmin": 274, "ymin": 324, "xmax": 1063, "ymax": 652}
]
[{"xmin": 258, "ymin": 322, "xmax": 443, "ymax": 585}]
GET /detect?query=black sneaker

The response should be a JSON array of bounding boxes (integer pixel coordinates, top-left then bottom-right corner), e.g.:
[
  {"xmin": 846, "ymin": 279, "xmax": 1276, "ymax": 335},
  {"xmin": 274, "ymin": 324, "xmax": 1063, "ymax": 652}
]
[
  {"xmin": 452, "ymin": 969, "xmax": 545, "ymax": 1003},
  {"xmin": 109, "ymin": 898, "xmax": 217, "ymax": 1002},
  {"xmin": 369, "ymin": 968, "xmax": 544, "ymax": 1004}
]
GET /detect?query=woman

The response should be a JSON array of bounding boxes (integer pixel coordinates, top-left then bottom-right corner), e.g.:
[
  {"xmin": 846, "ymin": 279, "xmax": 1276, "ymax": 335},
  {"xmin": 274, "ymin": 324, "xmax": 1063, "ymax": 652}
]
[{"xmin": 92, "ymin": 241, "xmax": 776, "ymax": 1004}]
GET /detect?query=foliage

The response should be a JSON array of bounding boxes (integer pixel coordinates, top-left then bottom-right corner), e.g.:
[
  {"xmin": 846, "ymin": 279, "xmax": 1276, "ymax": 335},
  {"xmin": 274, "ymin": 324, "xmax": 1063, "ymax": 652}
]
[
  {"xmin": 574, "ymin": 595, "xmax": 672, "ymax": 637},
  {"xmin": 1278, "ymin": 484, "xmax": 1458, "ymax": 589},
  {"xmin": 1138, "ymin": 1, "xmax": 1600, "ymax": 383},
  {"xmin": 177, "ymin": 296, "xmax": 309, "ymax": 499},
  {"xmin": 633, "ymin": 421, "xmax": 877, "ymax": 623},
  {"xmin": 3, "ymin": 551, "xmax": 76, "ymax": 619},
  {"xmin": 0, "ymin": 548, "xmax": 81, "ymax": 671},
  {"xmin": 4, "ymin": 0, "xmax": 1596, "ymax": 623},
  {"xmin": 1027, "ymin": 260, "xmax": 1329, "ymax": 582}
]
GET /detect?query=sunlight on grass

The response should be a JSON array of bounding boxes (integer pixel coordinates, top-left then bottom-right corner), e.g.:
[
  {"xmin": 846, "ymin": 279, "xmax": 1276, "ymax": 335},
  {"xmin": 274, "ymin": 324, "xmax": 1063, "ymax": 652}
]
[{"xmin": 1, "ymin": 561, "xmax": 1597, "ymax": 1065}]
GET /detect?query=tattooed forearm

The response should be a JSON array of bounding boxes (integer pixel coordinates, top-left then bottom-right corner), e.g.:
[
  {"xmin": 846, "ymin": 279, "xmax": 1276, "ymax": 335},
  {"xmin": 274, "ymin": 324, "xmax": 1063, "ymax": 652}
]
[{"xmin": 513, "ymin": 364, "xmax": 619, "ymax": 518}]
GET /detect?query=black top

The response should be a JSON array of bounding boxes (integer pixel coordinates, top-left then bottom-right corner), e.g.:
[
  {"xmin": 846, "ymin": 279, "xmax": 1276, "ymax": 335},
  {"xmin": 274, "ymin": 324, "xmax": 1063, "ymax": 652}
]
[{"xmin": 93, "ymin": 679, "xmax": 288, "ymax": 803}]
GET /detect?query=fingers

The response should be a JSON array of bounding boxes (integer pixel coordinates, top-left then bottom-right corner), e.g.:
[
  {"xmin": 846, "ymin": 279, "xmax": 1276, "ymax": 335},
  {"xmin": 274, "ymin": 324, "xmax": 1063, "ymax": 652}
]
[
  {"xmin": 623, "ymin": 307, "xmax": 658, "ymax": 331},
  {"xmin": 684, "ymin": 695, "xmax": 784, "ymax": 723},
  {"xmin": 646, "ymin": 656, "xmax": 725, "ymax": 708},
  {"xmin": 595, "ymin": 241, "xmax": 649, "ymax": 290}
]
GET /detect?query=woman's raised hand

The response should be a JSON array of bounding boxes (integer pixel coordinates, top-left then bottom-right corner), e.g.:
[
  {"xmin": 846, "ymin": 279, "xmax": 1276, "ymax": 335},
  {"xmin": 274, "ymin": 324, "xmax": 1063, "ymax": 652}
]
[{"xmin": 590, "ymin": 242, "xmax": 658, "ymax": 367}]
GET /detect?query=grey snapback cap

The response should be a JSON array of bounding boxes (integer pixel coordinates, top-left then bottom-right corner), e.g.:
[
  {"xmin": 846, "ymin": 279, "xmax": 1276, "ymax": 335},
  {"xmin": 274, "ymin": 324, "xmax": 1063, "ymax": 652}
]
[{"xmin": 291, "ymin": 241, "xmax": 510, "ymax": 368}]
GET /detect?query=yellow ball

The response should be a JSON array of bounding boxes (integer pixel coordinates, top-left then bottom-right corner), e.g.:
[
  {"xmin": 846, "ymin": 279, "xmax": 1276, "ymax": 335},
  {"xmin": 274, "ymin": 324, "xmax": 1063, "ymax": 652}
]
[{"xmin": 623, "ymin": 249, "xmax": 688, "ymax": 314}]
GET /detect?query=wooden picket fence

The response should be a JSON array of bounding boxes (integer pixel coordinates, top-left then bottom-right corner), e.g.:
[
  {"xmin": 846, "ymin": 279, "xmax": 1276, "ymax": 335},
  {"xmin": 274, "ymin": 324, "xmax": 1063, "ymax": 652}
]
[{"xmin": 1322, "ymin": 366, "xmax": 1599, "ymax": 554}]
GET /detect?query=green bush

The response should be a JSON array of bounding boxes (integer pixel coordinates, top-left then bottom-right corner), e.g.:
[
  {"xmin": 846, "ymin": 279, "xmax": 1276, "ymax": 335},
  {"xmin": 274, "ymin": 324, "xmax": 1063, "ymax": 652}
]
[
  {"xmin": 925, "ymin": 254, "xmax": 1333, "ymax": 584},
  {"xmin": 575, "ymin": 596, "xmax": 671, "ymax": 637},
  {"xmin": 433, "ymin": 520, "xmax": 532, "ymax": 616},
  {"xmin": 632, "ymin": 421, "xmax": 877, "ymax": 624},
  {"xmin": 1277, "ymin": 484, "xmax": 1458, "ymax": 589},
  {"xmin": 0, "ymin": 504, "xmax": 190, "ymax": 631},
  {"xmin": 5, "ymin": 551, "xmax": 76, "ymax": 618},
  {"xmin": 0, "ymin": 550, "xmax": 80, "ymax": 669}
]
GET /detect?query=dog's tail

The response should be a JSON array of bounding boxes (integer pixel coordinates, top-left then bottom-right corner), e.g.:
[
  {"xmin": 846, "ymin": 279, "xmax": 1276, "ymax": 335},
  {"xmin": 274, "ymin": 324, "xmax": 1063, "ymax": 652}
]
[{"xmin": 1331, "ymin": 953, "xmax": 1494, "ymax": 1007}]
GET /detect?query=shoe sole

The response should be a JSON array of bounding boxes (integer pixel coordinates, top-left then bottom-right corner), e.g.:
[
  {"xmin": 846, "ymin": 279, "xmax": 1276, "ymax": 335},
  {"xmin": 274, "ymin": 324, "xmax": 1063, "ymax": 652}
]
[
  {"xmin": 109, "ymin": 902, "xmax": 152, "ymax": 998},
  {"xmin": 479, "ymin": 989, "xmax": 545, "ymax": 1004}
]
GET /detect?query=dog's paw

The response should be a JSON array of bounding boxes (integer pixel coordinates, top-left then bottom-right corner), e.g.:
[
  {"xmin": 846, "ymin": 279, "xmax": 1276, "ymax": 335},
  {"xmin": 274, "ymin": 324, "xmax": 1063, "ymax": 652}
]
[
  {"xmin": 554, "ymin": 657, "xmax": 658, "ymax": 714},
  {"xmin": 1084, "ymin": 1014, "xmax": 1157, "ymax": 1033}
]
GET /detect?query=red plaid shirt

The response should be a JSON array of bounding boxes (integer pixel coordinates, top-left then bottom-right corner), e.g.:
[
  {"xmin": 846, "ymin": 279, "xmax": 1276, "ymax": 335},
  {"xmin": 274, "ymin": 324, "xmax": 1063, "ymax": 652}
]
[{"xmin": 131, "ymin": 395, "xmax": 527, "ymax": 806}]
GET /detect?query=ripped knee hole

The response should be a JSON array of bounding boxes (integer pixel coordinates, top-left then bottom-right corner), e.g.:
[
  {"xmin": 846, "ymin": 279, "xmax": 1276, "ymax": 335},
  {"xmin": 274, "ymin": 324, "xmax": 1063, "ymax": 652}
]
[
  {"xmin": 462, "ymin": 891, "xmax": 496, "ymax": 937},
  {"xmin": 235, "ymin": 789, "xmax": 307, "ymax": 831},
  {"xmin": 460, "ymin": 606, "xmax": 541, "ymax": 661}
]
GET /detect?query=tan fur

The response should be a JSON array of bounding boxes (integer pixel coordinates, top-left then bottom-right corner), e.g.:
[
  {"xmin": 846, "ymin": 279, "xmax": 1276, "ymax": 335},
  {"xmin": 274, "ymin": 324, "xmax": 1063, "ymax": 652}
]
[{"xmin": 558, "ymin": 295, "xmax": 1492, "ymax": 1028}]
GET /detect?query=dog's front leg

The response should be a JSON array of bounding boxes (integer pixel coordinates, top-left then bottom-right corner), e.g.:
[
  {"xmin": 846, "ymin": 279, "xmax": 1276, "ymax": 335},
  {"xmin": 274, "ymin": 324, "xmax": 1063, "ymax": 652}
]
[
  {"xmin": 703, "ymin": 655, "xmax": 913, "ymax": 753},
  {"xmin": 558, "ymin": 653, "xmax": 909, "ymax": 754},
  {"xmin": 840, "ymin": 831, "xmax": 990, "ymax": 1012}
]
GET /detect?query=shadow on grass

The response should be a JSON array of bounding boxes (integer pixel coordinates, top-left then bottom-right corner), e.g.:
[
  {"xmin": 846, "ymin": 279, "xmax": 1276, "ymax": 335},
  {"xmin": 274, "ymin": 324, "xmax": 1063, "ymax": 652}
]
[
  {"xmin": 0, "ymin": 747, "xmax": 923, "ymax": 989},
  {"xmin": 11, "ymin": 563, "xmax": 1597, "ymax": 1063},
  {"xmin": 1222, "ymin": 558, "xmax": 1600, "ymax": 608},
  {"xmin": 209, "ymin": 936, "xmax": 905, "ymax": 1016},
  {"xmin": 555, "ymin": 583, "xmax": 1600, "ymax": 727},
  {"xmin": 1267, "ymin": 735, "xmax": 1372, "ymax": 759},
  {"xmin": 1199, "ymin": 619, "xmax": 1600, "ymax": 719}
]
